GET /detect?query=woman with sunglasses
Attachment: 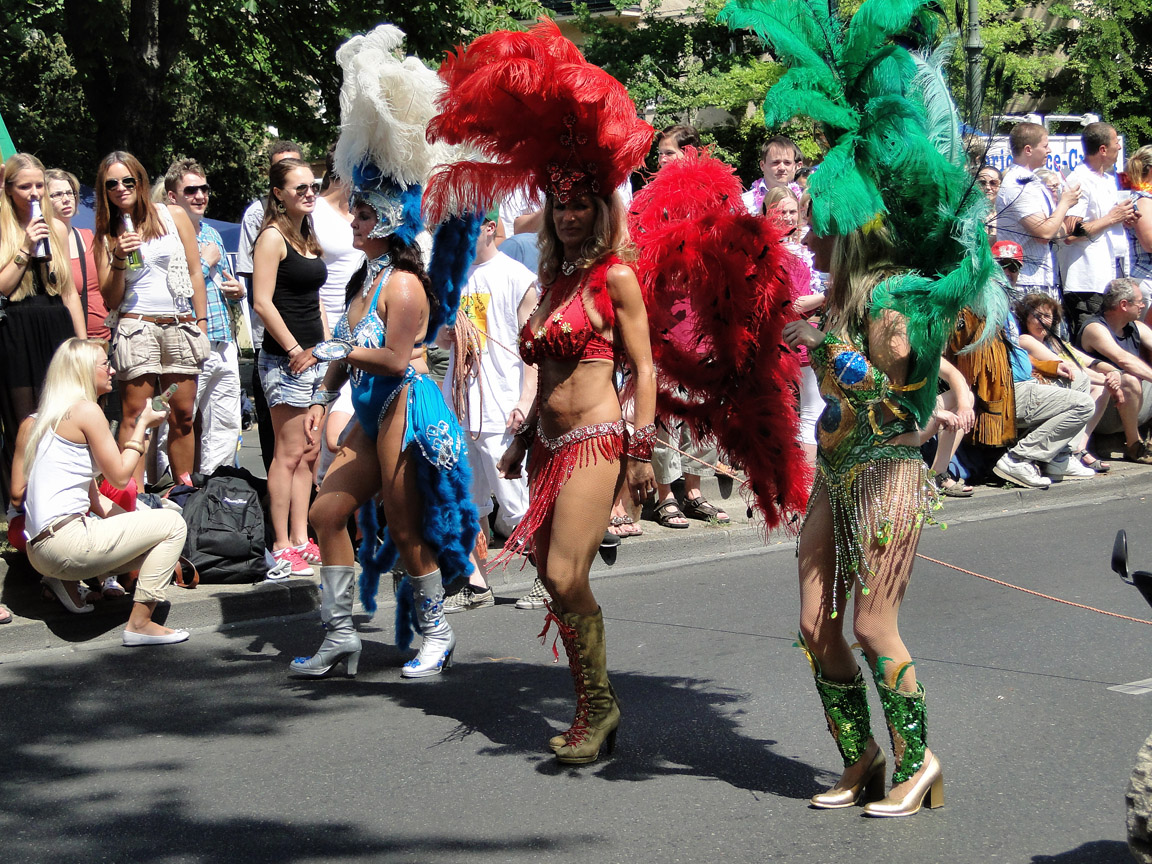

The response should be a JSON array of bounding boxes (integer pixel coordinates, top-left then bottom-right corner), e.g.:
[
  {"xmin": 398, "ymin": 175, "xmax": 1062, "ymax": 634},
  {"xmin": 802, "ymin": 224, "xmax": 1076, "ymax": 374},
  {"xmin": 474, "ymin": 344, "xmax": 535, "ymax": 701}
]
[
  {"xmin": 251, "ymin": 157, "xmax": 329, "ymax": 576},
  {"xmin": 94, "ymin": 151, "xmax": 209, "ymax": 488},
  {"xmin": 0, "ymin": 153, "xmax": 85, "ymax": 508}
]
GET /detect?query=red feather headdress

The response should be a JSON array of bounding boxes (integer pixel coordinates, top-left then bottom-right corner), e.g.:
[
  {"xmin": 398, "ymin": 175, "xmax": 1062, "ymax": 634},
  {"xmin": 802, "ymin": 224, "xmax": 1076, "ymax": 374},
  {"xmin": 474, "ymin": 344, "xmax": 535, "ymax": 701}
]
[
  {"xmin": 424, "ymin": 18, "xmax": 653, "ymax": 223},
  {"xmin": 629, "ymin": 149, "xmax": 811, "ymax": 530}
]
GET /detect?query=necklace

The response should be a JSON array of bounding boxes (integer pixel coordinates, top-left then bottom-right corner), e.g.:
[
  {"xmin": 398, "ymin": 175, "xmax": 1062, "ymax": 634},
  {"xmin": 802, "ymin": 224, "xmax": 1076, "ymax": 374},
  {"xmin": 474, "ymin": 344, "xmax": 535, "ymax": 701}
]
[
  {"xmin": 362, "ymin": 253, "xmax": 393, "ymax": 298},
  {"xmin": 561, "ymin": 257, "xmax": 585, "ymax": 276}
]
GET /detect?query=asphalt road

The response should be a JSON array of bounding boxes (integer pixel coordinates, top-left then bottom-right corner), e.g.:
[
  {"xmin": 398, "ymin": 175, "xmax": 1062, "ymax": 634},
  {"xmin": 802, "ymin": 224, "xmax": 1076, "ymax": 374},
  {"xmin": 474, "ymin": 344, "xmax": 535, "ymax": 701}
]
[{"xmin": 1, "ymin": 491, "xmax": 1150, "ymax": 864}]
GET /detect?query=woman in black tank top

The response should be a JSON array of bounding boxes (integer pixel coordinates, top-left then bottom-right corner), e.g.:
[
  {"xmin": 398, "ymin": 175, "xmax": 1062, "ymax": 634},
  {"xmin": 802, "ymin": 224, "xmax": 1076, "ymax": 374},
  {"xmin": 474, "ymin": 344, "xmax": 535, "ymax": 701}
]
[{"xmin": 252, "ymin": 157, "xmax": 330, "ymax": 577}]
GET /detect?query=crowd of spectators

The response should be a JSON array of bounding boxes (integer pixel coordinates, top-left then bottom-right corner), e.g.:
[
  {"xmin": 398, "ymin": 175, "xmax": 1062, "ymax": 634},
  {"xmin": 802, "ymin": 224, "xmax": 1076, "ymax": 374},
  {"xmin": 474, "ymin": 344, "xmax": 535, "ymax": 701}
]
[{"xmin": 2, "ymin": 115, "xmax": 1151, "ymax": 625}]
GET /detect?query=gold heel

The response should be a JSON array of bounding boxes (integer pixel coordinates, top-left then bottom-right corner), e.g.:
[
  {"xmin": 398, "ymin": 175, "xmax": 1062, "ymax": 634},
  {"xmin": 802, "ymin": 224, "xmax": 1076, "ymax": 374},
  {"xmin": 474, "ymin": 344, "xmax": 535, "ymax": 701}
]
[
  {"xmin": 861, "ymin": 752, "xmax": 943, "ymax": 817},
  {"xmin": 810, "ymin": 745, "xmax": 886, "ymax": 809}
]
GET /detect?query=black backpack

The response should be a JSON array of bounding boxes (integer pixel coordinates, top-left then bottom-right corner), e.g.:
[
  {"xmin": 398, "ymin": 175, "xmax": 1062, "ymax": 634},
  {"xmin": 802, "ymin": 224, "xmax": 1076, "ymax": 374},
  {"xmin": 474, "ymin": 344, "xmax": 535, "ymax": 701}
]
[{"xmin": 180, "ymin": 467, "xmax": 267, "ymax": 584}]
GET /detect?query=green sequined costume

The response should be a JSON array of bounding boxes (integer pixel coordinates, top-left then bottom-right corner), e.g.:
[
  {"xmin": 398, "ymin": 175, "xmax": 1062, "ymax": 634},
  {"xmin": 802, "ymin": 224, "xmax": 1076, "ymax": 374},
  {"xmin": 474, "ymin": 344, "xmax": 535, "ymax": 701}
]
[{"xmin": 806, "ymin": 324, "xmax": 940, "ymax": 619}]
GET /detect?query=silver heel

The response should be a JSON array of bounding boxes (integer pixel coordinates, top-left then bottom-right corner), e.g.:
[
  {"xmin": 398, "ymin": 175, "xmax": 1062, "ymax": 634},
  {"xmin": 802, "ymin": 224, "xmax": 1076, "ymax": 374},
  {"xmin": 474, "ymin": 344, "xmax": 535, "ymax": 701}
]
[
  {"xmin": 401, "ymin": 570, "xmax": 457, "ymax": 679},
  {"xmin": 290, "ymin": 566, "xmax": 362, "ymax": 677}
]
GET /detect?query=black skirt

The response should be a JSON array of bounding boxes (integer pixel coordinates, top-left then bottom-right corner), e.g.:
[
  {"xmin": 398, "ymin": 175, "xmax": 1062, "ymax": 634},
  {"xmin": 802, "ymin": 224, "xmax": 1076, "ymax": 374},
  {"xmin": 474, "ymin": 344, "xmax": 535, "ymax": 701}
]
[{"xmin": 0, "ymin": 292, "xmax": 76, "ymax": 389}]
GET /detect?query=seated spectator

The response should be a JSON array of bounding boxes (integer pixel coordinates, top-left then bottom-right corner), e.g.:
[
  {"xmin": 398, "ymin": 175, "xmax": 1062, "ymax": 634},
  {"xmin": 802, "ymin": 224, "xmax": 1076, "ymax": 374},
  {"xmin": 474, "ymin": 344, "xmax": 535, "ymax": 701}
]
[
  {"xmin": 1075, "ymin": 277, "xmax": 1152, "ymax": 463},
  {"xmin": 1015, "ymin": 292, "xmax": 1120, "ymax": 472},
  {"xmin": 23, "ymin": 338, "xmax": 189, "ymax": 644},
  {"xmin": 919, "ymin": 356, "xmax": 976, "ymax": 495},
  {"xmin": 990, "ymin": 242, "xmax": 1095, "ymax": 486}
]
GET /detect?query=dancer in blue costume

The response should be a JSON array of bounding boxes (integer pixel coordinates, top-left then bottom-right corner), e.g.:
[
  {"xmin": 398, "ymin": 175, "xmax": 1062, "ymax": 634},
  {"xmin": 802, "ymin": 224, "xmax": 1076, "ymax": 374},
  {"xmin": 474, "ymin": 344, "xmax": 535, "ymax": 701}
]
[{"xmin": 290, "ymin": 25, "xmax": 481, "ymax": 679}]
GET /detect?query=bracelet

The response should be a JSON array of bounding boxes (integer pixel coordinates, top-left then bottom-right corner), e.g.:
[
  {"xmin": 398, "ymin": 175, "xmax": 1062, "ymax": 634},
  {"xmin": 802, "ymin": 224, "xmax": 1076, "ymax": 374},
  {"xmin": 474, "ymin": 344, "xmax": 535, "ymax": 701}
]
[
  {"xmin": 123, "ymin": 440, "xmax": 145, "ymax": 454},
  {"xmin": 197, "ymin": 317, "xmax": 208, "ymax": 323},
  {"xmin": 113, "ymin": 252, "xmax": 128, "ymax": 261},
  {"xmin": 626, "ymin": 422, "xmax": 656, "ymax": 462},
  {"xmin": 288, "ymin": 343, "xmax": 302, "ymax": 354},
  {"xmin": 110, "ymin": 260, "xmax": 127, "ymax": 271},
  {"xmin": 309, "ymin": 389, "xmax": 340, "ymax": 407},
  {"xmin": 515, "ymin": 419, "xmax": 536, "ymax": 444}
]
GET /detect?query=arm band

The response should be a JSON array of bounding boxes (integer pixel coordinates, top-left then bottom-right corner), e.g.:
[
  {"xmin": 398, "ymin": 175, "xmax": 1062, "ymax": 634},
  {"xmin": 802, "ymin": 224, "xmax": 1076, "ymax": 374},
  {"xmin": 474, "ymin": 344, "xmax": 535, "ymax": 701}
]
[{"xmin": 626, "ymin": 423, "xmax": 656, "ymax": 462}]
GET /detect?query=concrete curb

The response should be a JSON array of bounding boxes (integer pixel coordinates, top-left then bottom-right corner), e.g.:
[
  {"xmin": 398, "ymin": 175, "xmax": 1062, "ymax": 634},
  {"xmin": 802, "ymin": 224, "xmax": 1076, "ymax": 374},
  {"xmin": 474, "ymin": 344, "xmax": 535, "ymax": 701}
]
[{"xmin": 4, "ymin": 463, "xmax": 1152, "ymax": 657}]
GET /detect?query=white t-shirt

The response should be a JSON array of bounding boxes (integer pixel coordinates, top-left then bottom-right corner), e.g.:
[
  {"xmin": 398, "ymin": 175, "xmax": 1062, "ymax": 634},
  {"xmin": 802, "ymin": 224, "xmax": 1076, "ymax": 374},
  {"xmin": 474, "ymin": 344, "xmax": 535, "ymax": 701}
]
[
  {"xmin": 1059, "ymin": 163, "xmax": 1130, "ymax": 294},
  {"xmin": 997, "ymin": 162, "xmax": 1057, "ymax": 289},
  {"xmin": 311, "ymin": 197, "xmax": 366, "ymax": 327},
  {"xmin": 237, "ymin": 199, "xmax": 266, "ymax": 346},
  {"xmin": 440, "ymin": 252, "xmax": 537, "ymax": 433}
]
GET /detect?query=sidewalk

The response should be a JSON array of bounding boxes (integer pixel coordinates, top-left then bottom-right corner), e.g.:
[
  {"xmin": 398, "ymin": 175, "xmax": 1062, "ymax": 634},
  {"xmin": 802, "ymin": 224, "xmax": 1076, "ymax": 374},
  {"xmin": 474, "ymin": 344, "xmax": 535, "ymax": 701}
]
[{"xmin": 4, "ymin": 437, "xmax": 1150, "ymax": 657}]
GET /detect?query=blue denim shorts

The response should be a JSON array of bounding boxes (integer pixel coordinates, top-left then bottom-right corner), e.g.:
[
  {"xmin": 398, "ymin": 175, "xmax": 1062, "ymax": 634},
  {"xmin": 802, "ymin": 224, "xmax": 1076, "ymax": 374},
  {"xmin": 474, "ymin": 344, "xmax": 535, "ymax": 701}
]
[{"xmin": 258, "ymin": 351, "xmax": 327, "ymax": 408}]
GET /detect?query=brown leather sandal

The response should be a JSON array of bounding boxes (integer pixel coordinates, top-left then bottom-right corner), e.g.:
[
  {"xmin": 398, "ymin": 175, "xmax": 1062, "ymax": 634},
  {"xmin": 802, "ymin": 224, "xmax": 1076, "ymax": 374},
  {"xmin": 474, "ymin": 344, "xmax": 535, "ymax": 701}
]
[
  {"xmin": 681, "ymin": 495, "xmax": 731, "ymax": 524},
  {"xmin": 653, "ymin": 501, "xmax": 689, "ymax": 529}
]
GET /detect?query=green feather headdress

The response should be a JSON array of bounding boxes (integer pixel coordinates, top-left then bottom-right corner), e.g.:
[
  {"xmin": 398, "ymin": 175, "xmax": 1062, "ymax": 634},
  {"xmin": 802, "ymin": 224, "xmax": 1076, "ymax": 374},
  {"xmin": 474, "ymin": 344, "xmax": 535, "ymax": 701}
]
[{"xmin": 721, "ymin": 0, "xmax": 1005, "ymax": 425}]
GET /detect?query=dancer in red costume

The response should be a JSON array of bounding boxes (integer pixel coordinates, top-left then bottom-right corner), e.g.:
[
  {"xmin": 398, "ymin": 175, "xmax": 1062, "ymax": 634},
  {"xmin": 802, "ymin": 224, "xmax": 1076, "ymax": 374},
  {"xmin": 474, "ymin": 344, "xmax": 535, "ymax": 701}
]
[{"xmin": 425, "ymin": 19, "xmax": 656, "ymax": 765}]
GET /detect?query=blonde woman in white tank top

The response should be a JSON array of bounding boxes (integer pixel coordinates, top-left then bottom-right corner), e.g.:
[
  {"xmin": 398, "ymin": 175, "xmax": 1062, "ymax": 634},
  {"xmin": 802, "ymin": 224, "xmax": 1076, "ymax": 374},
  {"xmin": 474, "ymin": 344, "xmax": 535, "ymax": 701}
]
[{"xmin": 23, "ymin": 338, "xmax": 191, "ymax": 646}]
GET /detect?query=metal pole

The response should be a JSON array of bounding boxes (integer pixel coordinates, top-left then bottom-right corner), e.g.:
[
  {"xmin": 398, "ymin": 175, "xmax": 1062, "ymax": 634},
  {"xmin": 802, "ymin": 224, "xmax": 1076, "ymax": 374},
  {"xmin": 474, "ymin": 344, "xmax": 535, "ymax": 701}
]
[{"xmin": 965, "ymin": 0, "xmax": 983, "ymax": 130}]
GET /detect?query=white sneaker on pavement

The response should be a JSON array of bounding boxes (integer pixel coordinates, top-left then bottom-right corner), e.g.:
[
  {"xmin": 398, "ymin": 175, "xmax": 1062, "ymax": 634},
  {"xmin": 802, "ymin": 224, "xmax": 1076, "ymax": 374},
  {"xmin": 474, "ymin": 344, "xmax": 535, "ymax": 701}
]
[
  {"xmin": 1045, "ymin": 453, "xmax": 1096, "ymax": 480},
  {"xmin": 994, "ymin": 452, "xmax": 1051, "ymax": 489}
]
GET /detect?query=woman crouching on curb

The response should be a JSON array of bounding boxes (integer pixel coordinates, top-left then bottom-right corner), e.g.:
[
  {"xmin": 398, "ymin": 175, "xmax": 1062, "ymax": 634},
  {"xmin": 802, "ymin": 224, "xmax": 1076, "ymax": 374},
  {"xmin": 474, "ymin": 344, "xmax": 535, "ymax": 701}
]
[{"xmin": 23, "ymin": 338, "xmax": 189, "ymax": 646}]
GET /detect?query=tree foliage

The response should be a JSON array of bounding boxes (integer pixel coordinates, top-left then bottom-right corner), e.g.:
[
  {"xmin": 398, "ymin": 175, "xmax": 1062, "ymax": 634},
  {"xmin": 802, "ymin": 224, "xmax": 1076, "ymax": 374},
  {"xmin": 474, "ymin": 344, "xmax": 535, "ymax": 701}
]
[
  {"xmin": 0, "ymin": 0, "xmax": 543, "ymax": 220},
  {"xmin": 573, "ymin": 0, "xmax": 821, "ymax": 185}
]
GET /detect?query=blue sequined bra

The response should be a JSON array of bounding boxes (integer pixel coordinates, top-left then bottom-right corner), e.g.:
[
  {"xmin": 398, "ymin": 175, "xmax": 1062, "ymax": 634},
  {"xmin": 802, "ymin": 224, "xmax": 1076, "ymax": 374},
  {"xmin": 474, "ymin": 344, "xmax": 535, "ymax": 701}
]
[{"xmin": 334, "ymin": 265, "xmax": 391, "ymax": 387}]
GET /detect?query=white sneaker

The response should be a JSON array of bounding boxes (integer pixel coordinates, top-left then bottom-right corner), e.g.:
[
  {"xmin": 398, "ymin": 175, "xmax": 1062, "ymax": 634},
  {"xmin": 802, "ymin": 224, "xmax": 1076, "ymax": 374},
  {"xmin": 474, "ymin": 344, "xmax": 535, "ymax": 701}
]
[
  {"xmin": 993, "ymin": 453, "xmax": 1051, "ymax": 489},
  {"xmin": 1045, "ymin": 453, "xmax": 1096, "ymax": 480}
]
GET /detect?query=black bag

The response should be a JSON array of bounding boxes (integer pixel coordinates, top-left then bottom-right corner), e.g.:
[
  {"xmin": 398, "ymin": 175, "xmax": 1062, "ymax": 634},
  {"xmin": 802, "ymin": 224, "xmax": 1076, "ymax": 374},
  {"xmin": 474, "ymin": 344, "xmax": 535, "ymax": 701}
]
[{"xmin": 180, "ymin": 467, "xmax": 267, "ymax": 583}]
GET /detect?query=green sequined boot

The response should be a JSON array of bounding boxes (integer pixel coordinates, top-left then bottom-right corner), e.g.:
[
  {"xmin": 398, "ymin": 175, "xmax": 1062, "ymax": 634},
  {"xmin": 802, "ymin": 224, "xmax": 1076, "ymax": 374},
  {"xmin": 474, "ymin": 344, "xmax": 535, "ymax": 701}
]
[
  {"xmin": 810, "ymin": 673, "xmax": 886, "ymax": 808},
  {"xmin": 862, "ymin": 660, "xmax": 944, "ymax": 817}
]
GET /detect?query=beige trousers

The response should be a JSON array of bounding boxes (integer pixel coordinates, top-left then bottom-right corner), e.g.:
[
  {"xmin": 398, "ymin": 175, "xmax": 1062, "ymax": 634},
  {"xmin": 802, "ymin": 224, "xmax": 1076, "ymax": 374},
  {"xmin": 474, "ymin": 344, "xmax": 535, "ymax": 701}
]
[{"xmin": 27, "ymin": 510, "xmax": 186, "ymax": 603}]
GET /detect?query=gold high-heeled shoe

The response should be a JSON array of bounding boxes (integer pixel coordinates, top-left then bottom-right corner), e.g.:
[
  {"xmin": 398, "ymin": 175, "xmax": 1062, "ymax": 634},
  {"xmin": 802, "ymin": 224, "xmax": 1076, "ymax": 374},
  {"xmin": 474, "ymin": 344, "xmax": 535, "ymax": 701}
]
[
  {"xmin": 810, "ymin": 745, "xmax": 886, "ymax": 809},
  {"xmin": 861, "ymin": 751, "xmax": 943, "ymax": 817}
]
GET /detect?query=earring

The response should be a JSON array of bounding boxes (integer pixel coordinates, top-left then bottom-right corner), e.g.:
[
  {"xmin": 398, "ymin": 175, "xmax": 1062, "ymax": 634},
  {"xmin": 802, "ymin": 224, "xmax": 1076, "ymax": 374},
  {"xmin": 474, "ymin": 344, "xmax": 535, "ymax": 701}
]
[{"xmin": 276, "ymin": 199, "xmax": 287, "ymax": 214}]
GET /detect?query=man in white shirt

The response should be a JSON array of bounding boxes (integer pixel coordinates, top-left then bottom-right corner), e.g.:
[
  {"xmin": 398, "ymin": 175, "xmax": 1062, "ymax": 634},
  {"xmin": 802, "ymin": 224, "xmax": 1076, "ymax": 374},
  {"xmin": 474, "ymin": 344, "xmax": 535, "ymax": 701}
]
[
  {"xmin": 996, "ymin": 122, "xmax": 1081, "ymax": 299},
  {"xmin": 742, "ymin": 135, "xmax": 804, "ymax": 215},
  {"xmin": 1059, "ymin": 122, "xmax": 1139, "ymax": 335},
  {"xmin": 439, "ymin": 212, "xmax": 538, "ymax": 611}
]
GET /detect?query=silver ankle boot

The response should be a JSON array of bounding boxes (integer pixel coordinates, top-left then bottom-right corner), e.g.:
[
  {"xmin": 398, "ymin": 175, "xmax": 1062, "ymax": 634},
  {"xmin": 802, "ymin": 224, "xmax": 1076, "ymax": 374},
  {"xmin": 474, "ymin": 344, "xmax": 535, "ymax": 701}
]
[
  {"xmin": 290, "ymin": 565, "xmax": 362, "ymax": 677},
  {"xmin": 401, "ymin": 569, "xmax": 456, "ymax": 679}
]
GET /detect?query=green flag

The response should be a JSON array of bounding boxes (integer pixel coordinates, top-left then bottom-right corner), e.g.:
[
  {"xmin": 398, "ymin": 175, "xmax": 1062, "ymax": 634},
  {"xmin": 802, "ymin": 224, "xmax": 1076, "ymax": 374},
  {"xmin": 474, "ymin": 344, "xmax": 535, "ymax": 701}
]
[{"xmin": 0, "ymin": 110, "xmax": 16, "ymax": 159}]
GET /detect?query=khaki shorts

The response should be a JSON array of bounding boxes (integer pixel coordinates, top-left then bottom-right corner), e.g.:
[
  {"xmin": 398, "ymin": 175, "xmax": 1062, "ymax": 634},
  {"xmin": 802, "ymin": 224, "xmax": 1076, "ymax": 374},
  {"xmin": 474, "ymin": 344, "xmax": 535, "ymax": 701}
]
[{"xmin": 113, "ymin": 317, "xmax": 209, "ymax": 379}]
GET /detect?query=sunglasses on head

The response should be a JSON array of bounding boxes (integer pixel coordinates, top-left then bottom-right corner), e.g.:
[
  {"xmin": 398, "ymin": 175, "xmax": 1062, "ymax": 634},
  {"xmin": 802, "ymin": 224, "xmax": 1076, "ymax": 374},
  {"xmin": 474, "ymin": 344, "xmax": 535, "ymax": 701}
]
[
  {"xmin": 105, "ymin": 176, "xmax": 137, "ymax": 191},
  {"xmin": 290, "ymin": 181, "xmax": 322, "ymax": 196},
  {"xmin": 183, "ymin": 184, "xmax": 211, "ymax": 197},
  {"xmin": 998, "ymin": 259, "xmax": 1021, "ymax": 273}
]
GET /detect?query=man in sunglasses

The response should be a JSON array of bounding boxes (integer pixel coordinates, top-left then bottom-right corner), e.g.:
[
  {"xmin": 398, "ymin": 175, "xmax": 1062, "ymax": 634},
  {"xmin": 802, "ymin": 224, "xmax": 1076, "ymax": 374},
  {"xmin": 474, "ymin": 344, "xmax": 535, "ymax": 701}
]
[
  {"xmin": 236, "ymin": 140, "xmax": 303, "ymax": 471},
  {"xmin": 990, "ymin": 240, "xmax": 1097, "ymax": 487},
  {"xmin": 164, "ymin": 158, "xmax": 244, "ymax": 474},
  {"xmin": 1075, "ymin": 277, "xmax": 1152, "ymax": 463}
]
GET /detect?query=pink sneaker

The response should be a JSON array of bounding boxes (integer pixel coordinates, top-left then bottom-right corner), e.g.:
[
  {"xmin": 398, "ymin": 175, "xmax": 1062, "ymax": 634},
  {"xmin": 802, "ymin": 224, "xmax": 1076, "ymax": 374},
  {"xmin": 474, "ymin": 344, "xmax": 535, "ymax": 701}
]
[
  {"xmin": 295, "ymin": 539, "xmax": 322, "ymax": 565},
  {"xmin": 273, "ymin": 547, "xmax": 314, "ymax": 576}
]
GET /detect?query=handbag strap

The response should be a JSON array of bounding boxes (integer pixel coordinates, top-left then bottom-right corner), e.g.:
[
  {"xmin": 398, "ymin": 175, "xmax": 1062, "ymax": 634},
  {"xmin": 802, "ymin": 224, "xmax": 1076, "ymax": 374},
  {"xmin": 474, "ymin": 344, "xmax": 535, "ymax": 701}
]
[{"xmin": 72, "ymin": 227, "xmax": 88, "ymax": 324}]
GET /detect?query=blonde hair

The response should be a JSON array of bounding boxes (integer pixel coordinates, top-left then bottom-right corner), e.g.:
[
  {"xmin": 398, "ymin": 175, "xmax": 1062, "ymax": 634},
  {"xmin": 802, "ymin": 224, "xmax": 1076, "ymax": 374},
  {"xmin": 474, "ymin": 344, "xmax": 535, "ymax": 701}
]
[
  {"xmin": 1, "ymin": 154, "xmax": 75, "ymax": 302},
  {"xmin": 762, "ymin": 185, "xmax": 799, "ymax": 212},
  {"xmin": 23, "ymin": 338, "xmax": 109, "ymax": 471},
  {"xmin": 1126, "ymin": 145, "xmax": 1152, "ymax": 191},
  {"xmin": 538, "ymin": 191, "xmax": 632, "ymax": 286},
  {"xmin": 826, "ymin": 222, "xmax": 900, "ymax": 333}
]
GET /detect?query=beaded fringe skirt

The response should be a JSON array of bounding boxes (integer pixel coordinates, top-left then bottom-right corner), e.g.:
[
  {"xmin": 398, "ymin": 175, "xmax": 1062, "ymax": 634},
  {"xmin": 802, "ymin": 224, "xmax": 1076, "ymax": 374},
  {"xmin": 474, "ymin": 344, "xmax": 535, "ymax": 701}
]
[
  {"xmin": 806, "ymin": 456, "xmax": 940, "ymax": 618},
  {"xmin": 493, "ymin": 420, "xmax": 625, "ymax": 568}
]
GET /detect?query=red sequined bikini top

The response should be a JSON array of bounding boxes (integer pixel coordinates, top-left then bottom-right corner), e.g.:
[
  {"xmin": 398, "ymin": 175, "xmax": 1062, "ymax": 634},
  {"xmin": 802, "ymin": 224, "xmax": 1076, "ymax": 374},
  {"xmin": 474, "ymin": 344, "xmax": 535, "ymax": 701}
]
[{"xmin": 519, "ymin": 258, "xmax": 620, "ymax": 366}]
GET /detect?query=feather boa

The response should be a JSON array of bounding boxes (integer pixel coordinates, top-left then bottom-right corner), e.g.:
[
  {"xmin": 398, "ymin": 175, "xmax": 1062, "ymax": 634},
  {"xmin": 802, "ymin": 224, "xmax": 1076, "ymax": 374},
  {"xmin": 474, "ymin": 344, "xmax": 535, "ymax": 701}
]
[
  {"xmin": 356, "ymin": 442, "xmax": 479, "ymax": 651},
  {"xmin": 427, "ymin": 213, "xmax": 483, "ymax": 343},
  {"xmin": 629, "ymin": 150, "xmax": 811, "ymax": 529},
  {"xmin": 424, "ymin": 18, "xmax": 653, "ymax": 224}
]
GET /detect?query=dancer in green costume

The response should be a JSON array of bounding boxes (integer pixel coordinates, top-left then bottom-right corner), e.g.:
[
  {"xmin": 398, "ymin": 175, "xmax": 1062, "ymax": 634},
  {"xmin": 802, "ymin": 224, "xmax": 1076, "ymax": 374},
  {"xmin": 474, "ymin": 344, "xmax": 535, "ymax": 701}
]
[{"xmin": 723, "ymin": 0, "xmax": 1006, "ymax": 816}]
